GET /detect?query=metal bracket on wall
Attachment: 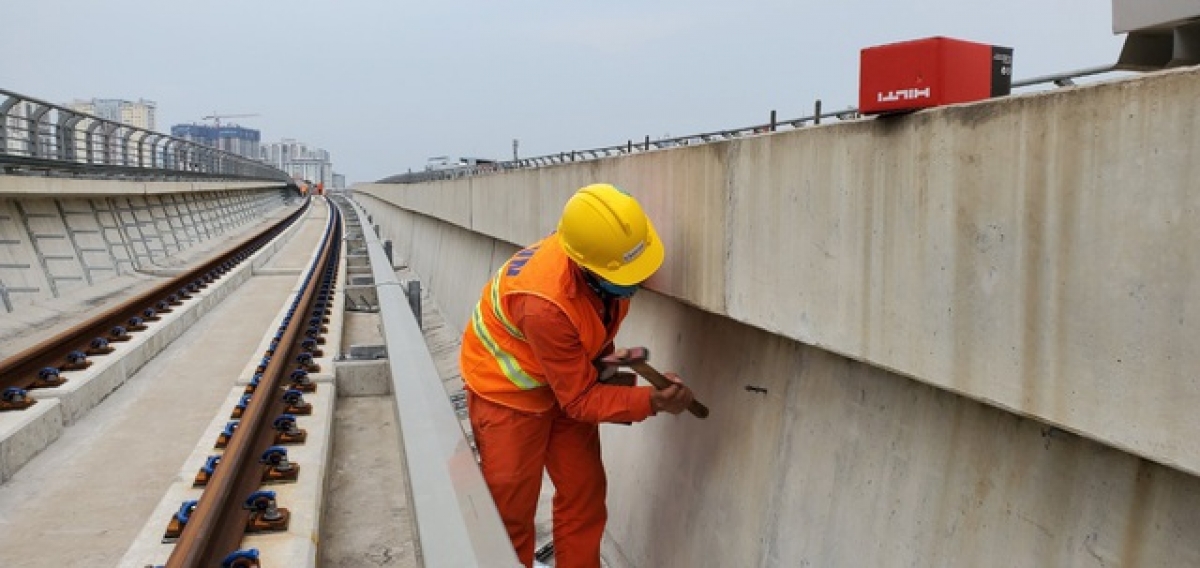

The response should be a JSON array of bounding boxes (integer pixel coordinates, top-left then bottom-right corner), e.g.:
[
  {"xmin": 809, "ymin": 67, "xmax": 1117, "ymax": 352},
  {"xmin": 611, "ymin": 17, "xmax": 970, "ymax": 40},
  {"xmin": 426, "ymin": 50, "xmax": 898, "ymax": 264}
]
[
  {"xmin": 343, "ymin": 286, "xmax": 380, "ymax": 313},
  {"xmin": 405, "ymin": 279, "xmax": 422, "ymax": 330}
]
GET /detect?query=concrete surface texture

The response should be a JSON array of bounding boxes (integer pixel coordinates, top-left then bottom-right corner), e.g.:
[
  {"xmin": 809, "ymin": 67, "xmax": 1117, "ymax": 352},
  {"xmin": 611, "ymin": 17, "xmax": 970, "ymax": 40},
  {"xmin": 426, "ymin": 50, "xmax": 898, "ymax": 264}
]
[
  {"xmin": 321, "ymin": 397, "xmax": 419, "ymax": 567},
  {"xmin": 0, "ymin": 273, "xmax": 309, "ymax": 567},
  {"xmin": 0, "ymin": 197, "xmax": 318, "ymax": 568},
  {"xmin": 0, "ymin": 185, "xmax": 291, "ymax": 314},
  {"xmin": 117, "ymin": 199, "xmax": 367, "ymax": 566},
  {"xmin": 0, "ymin": 195, "xmax": 302, "ymax": 483},
  {"xmin": 352, "ymin": 65, "xmax": 1200, "ymax": 565},
  {"xmin": 0, "ymin": 177, "xmax": 277, "ymax": 197},
  {"xmin": 321, "ymin": 287, "xmax": 419, "ymax": 567},
  {"xmin": 351, "ymin": 193, "xmax": 521, "ymax": 567}
]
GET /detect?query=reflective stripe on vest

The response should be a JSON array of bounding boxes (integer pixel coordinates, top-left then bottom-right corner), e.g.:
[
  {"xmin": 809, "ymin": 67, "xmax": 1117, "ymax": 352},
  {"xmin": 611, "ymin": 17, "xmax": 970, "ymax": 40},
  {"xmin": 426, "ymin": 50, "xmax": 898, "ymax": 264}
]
[
  {"xmin": 488, "ymin": 267, "xmax": 524, "ymax": 341},
  {"xmin": 469, "ymin": 298, "xmax": 542, "ymax": 390}
]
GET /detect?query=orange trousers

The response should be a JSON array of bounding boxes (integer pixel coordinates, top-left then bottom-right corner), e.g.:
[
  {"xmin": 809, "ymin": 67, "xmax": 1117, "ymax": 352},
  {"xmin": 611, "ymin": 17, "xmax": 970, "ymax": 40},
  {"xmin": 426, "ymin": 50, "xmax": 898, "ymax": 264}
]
[{"xmin": 468, "ymin": 391, "xmax": 607, "ymax": 568}]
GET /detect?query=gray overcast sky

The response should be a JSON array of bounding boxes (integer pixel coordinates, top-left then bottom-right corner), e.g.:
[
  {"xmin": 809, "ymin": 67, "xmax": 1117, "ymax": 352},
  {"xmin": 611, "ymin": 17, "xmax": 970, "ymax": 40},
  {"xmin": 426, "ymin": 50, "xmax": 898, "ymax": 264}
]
[{"xmin": 1, "ymin": 0, "xmax": 1124, "ymax": 184}]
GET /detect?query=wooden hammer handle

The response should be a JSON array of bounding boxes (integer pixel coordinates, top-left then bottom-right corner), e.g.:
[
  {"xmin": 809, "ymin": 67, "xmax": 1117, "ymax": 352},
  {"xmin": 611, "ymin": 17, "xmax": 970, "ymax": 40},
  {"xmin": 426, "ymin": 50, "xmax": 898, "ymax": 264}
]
[{"xmin": 629, "ymin": 361, "xmax": 710, "ymax": 419}]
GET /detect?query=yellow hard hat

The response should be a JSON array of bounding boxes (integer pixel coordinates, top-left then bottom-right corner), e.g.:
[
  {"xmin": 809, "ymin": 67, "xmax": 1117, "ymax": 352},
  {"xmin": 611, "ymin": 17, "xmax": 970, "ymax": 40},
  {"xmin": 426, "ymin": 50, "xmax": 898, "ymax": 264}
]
[{"xmin": 557, "ymin": 183, "xmax": 664, "ymax": 286}]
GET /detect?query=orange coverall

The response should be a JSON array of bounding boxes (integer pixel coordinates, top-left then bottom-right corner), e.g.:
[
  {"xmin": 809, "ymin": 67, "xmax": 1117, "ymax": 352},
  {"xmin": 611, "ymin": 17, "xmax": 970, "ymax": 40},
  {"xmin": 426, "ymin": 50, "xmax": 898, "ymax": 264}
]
[{"xmin": 463, "ymin": 253, "xmax": 655, "ymax": 567}]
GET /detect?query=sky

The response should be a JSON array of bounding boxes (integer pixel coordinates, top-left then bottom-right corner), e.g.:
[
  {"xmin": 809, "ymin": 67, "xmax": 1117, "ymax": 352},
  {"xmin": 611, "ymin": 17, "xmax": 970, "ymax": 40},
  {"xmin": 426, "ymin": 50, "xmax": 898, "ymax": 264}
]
[{"xmin": 0, "ymin": 0, "xmax": 1126, "ymax": 185}]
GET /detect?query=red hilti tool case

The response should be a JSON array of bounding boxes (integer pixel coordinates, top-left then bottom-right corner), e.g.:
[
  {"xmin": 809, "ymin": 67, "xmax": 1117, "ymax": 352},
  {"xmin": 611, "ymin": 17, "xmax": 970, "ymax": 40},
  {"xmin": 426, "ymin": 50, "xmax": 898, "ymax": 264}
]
[{"xmin": 859, "ymin": 36, "xmax": 1013, "ymax": 114}]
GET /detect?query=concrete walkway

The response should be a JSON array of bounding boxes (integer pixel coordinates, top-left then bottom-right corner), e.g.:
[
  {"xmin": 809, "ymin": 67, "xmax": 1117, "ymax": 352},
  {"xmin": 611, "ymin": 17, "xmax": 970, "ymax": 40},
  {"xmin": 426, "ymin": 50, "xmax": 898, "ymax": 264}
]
[
  {"xmin": 319, "ymin": 306, "xmax": 420, "ymax": 567},
  {"xmin": 320, "ymin": 396, "xmax": 419, "ymax": 567}
]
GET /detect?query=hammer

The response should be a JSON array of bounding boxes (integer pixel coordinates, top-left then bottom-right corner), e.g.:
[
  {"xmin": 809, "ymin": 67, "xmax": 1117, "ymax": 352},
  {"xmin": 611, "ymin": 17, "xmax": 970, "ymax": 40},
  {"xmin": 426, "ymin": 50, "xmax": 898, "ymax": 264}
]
[{"xmin": 600, "ymin": 347, "xmax": 709, "ymax": 419}]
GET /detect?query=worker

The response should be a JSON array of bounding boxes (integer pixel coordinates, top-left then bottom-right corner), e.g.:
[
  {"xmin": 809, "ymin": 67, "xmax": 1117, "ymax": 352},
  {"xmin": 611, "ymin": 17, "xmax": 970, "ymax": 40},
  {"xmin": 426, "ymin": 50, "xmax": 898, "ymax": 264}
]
[{"xmin": 459, "ymin": 183, "xmax": 696, "ymax": 568}]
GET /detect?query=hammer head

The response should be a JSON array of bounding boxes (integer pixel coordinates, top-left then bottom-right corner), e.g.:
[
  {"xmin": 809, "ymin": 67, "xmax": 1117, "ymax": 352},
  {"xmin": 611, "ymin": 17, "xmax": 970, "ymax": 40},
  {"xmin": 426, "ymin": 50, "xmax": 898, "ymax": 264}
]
[{"xmin": 599, "ymin": 346, "xmax": 649, "ymax": 367}]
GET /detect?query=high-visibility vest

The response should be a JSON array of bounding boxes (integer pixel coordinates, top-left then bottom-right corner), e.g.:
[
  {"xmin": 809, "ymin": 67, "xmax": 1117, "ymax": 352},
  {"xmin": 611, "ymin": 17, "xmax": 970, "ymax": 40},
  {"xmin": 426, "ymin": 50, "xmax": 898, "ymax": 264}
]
[{"xmin": 460, "ymin": 235, "xmax": 629, "ymax": 412}]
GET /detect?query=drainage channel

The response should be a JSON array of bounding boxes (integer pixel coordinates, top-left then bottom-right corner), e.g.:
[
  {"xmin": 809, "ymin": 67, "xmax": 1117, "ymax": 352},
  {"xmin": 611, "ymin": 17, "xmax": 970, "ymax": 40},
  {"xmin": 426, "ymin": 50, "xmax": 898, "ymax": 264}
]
[{"xmin": 330, "ymin": 194, "xmax": 519, "ymax": 567}]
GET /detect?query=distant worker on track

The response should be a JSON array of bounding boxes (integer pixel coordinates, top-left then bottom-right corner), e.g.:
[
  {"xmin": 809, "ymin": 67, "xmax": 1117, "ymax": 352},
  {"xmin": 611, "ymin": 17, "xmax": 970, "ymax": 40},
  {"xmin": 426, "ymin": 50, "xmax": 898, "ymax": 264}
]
[{"xmin": 459, "ymin": 183, "xmax": 696, "ymax": 568}]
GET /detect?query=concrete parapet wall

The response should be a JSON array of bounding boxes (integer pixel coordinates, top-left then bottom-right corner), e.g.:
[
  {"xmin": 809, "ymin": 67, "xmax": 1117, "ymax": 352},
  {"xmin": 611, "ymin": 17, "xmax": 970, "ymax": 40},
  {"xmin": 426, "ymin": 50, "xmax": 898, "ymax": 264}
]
[
  {"xmin": 0, "ymin": 177, "xmax": 280, "ymax": 197},
  {"xmin": 0, "ymin": 177, "xmax": 292, "ymax": 312},
  {"xmin": 353, "ymin": 192, "xmax": 1200, "ymax": 566},
  {"xmin": 354, "ymin": 66, "xmax": 1200, "ymax": 564},
  {"xmin": 356, "ymin": 66, "xmax": 1200, "ymax": 477}
]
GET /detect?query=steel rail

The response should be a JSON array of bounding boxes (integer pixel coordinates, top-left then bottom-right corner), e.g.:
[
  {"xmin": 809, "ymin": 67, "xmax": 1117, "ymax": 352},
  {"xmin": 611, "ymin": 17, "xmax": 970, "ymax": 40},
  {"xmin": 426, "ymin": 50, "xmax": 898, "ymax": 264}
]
[
  {"xmin": 0, "ymin": 199, "xmax": 311, "ymax": 406},
  {"xmin": 167, "ymin": 200, "xmax": 342, "ymax": 567}
]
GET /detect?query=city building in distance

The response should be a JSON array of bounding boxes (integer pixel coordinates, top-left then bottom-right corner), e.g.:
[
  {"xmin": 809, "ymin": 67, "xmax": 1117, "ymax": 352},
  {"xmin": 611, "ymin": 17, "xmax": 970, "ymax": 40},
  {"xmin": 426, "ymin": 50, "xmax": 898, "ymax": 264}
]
[
  {"xmin": 261, "ymin": 138, "xmax": 342, "ymax": 189},
  {"xmin": 170, "ymin": 124, "xmax": 262, "ymax": 160},
  {"xmin": 66, "ymin": 98, "xmax": 157, "ymax": 130}
]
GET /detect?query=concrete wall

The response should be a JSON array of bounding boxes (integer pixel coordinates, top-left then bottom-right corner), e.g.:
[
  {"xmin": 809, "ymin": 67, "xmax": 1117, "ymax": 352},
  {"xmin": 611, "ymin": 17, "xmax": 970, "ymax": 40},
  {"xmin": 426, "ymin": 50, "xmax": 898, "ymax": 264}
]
[
  {"xmin": 353, "ymin": 65, "xmax": 1200, "ymax": 565},
  {"xmin": 0, "ymin": 177, "xmax": 290, "ymax": 312}
]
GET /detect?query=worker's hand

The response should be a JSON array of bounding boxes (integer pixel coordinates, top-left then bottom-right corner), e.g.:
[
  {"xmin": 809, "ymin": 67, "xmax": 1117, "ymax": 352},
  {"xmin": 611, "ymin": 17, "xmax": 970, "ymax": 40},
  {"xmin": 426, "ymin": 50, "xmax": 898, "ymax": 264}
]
[
  {"xmin": 609, "ymin": 347, "xmax": 633, "ymax": 360},
  {"xmin": 599, "ymin": 346, "xmax": 647, "ymax": 367},
  {"xmin": 650, "ymin": 372, "xmax": 694, "ymax": 415}
]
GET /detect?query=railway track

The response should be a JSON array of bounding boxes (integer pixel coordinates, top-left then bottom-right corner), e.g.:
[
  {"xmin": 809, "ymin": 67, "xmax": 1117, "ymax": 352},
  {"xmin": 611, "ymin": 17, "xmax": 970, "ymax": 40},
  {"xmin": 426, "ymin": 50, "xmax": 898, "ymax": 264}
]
[
  {"xmin": 0, "ymin": 200, "xmax": 311, "ymax": 412},
  {"xmin": 164, "ymin": 197, "xmax": 342, "ymax": 567},
  {"xmin": 0, "ymin": 195, "xmax": 373, "ymax": 567}
]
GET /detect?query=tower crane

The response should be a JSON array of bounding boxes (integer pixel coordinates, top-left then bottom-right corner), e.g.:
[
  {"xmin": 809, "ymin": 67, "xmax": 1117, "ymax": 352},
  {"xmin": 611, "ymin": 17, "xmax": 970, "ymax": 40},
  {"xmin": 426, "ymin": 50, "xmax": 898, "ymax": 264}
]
[{"xmin": 201, "ymin": 112, "xmax": 260, "ymax": 128}]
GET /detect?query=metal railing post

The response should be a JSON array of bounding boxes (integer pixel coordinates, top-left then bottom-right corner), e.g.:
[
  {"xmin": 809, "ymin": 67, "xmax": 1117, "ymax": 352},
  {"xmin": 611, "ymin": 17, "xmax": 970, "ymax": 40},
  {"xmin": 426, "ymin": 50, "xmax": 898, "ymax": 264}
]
[{"xmin": 0, "ymin": 88, "xmax": 289, "ymax": 182}]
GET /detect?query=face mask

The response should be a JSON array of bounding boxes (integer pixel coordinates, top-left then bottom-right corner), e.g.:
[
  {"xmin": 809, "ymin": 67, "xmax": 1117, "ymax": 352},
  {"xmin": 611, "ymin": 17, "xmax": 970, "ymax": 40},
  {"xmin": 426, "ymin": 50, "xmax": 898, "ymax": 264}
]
[
  {"xmin": 581, "ymin": 267, "xmax": 640, "ymax": 299},
  {"xmin": 596, "ymin": 278, "xmax": 638, "ymax": 298}
]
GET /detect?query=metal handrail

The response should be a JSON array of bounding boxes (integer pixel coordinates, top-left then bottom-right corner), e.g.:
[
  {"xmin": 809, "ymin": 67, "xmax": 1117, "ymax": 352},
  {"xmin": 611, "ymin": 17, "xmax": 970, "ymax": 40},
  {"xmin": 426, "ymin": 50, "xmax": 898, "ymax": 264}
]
[
  {"xmin": 0, "ymin": 88, "xmax": 290, "ymax": 182},
  {"xmin": 378, "ymin": 100, "xmax": 861, "ymax": 184},
  {"xmin": 1011, "ymin": 64, "xmax": 1120, "ymax": 89},
  {"xmin": 379, "ymin": 61, "xmax": 1128, "ymax": 185}
]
